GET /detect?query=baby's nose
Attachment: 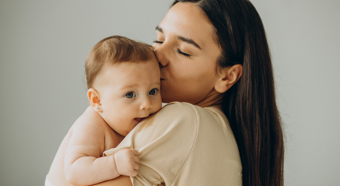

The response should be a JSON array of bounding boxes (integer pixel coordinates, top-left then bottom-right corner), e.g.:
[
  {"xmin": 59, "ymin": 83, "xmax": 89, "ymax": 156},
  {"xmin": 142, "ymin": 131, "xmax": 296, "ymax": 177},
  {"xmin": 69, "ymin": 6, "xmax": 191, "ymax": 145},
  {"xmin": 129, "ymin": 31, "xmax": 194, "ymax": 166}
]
[{"xmin": 140, "ymin": 98, "xmax": 152, "ymax": 110}]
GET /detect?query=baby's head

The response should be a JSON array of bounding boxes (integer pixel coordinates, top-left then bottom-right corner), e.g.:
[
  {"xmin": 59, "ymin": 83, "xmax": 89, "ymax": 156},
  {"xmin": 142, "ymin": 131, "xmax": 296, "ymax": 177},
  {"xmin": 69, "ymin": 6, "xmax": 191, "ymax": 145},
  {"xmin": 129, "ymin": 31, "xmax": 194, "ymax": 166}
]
[{"xmin": 85, "ymin": 36, "xmax": 162, "ymax": 136}]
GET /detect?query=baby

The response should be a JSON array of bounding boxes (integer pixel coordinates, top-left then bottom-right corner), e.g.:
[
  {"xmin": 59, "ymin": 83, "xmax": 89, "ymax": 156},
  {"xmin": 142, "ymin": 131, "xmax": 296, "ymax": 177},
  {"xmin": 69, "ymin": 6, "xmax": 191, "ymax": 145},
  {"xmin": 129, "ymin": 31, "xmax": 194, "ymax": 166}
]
[{"xmin": 46, "ymin": 36, "xmax": 162, "ymax": 186}]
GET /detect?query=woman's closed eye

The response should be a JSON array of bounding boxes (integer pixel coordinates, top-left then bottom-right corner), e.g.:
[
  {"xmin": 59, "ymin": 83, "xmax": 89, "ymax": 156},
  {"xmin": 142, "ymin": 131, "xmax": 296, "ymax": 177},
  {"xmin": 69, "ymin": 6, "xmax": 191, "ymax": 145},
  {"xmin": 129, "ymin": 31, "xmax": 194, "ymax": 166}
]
[
  {"xmin": 177, "ymin": 49, "xmax": 191, "ymax": 57},
  {"xmin": 153, "ymin": 40, "xmax": 191, "ymax": 57},
  {"xmin": 125, "ymin": 92, "xmax": 136, "ymax": 98},
  {"xmin": 149, "ymin": 88, "xmax": 158, "ymax": 96},
  {"xmin": 153, "ymin": 40, "xmax": 163, "ymax": 44}
]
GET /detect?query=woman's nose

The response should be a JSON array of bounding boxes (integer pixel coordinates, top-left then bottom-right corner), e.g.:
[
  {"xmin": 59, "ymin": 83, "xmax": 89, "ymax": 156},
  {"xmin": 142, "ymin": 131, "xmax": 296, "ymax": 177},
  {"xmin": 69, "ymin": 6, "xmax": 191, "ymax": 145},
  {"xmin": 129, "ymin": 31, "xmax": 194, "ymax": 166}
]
[
  {"xmin": 140, "ymin": 98, "xmax": 152, "ymax": 110},
  {"xmin": 154, "ymin": 44, "xmax": 169, "ymax": 67}
]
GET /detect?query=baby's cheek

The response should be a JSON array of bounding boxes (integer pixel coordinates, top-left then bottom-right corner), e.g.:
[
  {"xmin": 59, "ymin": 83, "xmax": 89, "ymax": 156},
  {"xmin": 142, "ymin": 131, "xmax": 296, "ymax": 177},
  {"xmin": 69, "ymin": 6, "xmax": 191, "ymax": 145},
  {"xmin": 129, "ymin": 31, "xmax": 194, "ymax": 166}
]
[{"xmin": 156, "ymin": 98, "xmax": 163, "ymax": 111}]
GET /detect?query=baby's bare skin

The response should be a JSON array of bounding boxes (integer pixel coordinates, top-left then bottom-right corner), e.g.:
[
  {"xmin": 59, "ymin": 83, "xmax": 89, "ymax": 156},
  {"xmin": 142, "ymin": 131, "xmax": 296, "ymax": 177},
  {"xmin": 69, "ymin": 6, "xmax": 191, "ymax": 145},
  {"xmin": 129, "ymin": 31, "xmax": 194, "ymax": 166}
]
[{"xmin": 47, "ymin": 107, "xmax": 138, "ymax": 186}]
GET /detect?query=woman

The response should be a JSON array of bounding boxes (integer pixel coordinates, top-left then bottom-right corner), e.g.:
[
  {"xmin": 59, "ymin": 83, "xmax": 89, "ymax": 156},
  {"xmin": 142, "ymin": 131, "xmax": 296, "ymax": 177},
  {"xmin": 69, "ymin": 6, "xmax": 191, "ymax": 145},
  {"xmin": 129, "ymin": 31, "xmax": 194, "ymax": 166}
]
[{"xmin": 96, "ymin": 0, "xmax": 284, "ymax": 185}]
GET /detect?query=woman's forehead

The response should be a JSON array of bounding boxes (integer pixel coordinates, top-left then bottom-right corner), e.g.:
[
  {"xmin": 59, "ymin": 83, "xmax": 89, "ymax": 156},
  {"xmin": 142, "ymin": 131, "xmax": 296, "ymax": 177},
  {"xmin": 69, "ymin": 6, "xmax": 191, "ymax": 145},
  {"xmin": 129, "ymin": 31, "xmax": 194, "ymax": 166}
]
[{"xmin": 159, "ymin": 2, "xmax": 216, "ymax": 48}]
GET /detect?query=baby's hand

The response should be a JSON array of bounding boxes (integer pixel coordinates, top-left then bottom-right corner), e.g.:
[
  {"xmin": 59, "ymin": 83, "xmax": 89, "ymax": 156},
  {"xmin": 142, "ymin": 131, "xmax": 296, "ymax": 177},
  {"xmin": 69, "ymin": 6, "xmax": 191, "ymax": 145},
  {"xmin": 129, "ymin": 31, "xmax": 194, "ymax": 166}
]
[{"xmin": 114, "ymin": 149, "xmax": 140, "ymax": 177}]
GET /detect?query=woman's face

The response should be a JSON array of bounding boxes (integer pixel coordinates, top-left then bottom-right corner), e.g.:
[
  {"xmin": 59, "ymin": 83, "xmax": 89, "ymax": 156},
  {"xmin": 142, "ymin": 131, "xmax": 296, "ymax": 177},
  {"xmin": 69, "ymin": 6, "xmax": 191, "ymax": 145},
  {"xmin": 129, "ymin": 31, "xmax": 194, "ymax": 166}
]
[{"xmin": 153, "ymin": 2, "xmax": 222, "ymax": 104}]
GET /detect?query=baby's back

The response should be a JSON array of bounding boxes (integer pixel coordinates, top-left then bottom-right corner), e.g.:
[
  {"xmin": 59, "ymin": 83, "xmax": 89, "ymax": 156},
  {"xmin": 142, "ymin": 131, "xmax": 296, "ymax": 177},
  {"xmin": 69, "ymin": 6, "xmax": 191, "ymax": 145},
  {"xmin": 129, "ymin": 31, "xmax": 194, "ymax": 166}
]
[
  {"xmin": 47, "ymin": 125, "xmax": 74, "ymax": 186},
  {"xmin": 47, "ymin": 108, "xmax": 123, "ymax": 185}
]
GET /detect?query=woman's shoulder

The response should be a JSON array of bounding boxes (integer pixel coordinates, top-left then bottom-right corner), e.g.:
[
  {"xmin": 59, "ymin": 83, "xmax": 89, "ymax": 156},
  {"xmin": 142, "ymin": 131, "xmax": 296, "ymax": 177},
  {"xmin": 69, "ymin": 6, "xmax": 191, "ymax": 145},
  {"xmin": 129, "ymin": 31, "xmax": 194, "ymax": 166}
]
[
  {"xmin": 159, "ymin": 101, "xmax": 208, "ymax": 116},
  {"xmin": 140, "ymin": 102, "xmax": 200, "ymax": 133},
  {"xmin": 150, "ymin": 101, "xmax": 229, "ymax": 138},
  {"xmin": 158, "ymin": 101, "xmax": 224, "ymax": 122},
  {"xmin": 161, "ymin": 101, "xmax": 196, "ymax": 110}
]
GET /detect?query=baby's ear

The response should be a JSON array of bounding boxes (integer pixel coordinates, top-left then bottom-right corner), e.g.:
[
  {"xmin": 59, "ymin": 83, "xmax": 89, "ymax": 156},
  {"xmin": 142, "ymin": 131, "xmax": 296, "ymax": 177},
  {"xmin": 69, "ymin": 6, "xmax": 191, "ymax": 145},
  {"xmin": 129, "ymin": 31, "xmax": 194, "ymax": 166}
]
[
  {"xmin": 214, "ymin": 64, "xmax": 242, "ymax": 93},
  {"xmin": 87, "ymin": 88, "xmax": 102, "ymax": 112}
]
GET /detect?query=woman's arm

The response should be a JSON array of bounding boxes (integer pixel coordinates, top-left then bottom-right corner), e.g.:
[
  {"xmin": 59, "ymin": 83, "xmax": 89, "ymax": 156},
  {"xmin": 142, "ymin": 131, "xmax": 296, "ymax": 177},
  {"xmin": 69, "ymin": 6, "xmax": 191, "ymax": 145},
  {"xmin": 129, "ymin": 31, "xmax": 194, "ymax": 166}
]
[{"xmin": 94, "ymin": 176, "xmax": 132, "ymax": 186}]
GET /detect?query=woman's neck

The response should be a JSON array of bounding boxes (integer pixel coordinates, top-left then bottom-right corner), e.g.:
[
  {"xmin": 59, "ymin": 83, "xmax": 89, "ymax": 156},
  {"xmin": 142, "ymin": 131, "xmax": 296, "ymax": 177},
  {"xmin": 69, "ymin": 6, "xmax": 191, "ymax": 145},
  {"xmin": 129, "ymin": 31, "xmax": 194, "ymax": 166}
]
[{"xmin": 195, "ymin": 89, "xmax": 223, "ymax": 108}]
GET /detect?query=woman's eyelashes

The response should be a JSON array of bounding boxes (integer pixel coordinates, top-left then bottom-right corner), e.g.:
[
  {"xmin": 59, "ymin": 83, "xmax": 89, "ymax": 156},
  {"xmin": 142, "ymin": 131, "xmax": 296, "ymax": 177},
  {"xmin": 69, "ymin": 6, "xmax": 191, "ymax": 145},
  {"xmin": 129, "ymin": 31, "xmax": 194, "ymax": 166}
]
[
  {"xmin": 177, "ymin": 49, "xmax": 191, "ymax": 57},
  {"xmin": 153, "ymin": 40, "xmax": 191, "ymax": 57},
  {"xmin": 153, "ymin": 40, "xmax": 163, "ymax": 44}
]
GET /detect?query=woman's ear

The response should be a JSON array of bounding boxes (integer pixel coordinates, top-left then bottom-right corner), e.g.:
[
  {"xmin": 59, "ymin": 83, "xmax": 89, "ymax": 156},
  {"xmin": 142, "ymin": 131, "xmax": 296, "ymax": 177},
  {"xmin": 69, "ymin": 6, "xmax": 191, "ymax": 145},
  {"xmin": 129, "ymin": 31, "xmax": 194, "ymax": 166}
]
[
  {"xmin": 87, "ymin": 88, "xmax": 102, "ymax": 112},
  {"xmin": 214, "ymin": 64, "xmax": 242, "ymax": 93}
]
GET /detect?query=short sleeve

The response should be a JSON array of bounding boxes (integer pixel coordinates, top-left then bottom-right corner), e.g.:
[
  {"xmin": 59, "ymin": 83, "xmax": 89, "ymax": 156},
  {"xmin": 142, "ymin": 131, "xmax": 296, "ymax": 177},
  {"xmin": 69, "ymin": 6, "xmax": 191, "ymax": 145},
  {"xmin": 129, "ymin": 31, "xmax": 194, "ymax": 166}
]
[{"xmin": 103, "ymin": 102, "xmax": 199, "ymax": 186}]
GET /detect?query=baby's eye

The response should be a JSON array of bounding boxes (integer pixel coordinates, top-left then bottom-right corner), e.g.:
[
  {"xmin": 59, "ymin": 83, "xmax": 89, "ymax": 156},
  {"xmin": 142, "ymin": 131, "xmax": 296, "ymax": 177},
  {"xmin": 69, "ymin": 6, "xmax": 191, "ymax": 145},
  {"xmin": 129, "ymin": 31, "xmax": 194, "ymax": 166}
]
[
  {"xmin": 125, "ymin": 92, "xmax": 136, "ymax": 98},
  {"xmin": 149, "ymin": 88, "xmax": 158, "ymax": 95}
]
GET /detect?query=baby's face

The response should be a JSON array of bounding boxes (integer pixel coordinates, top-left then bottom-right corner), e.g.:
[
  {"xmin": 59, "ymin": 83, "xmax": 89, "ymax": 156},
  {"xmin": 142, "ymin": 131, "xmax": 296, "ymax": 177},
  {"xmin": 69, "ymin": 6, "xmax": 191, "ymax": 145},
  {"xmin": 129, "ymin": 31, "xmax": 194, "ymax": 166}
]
[{"xmin": 94, "ymin": 59, "xmax": 162, "ymax": 136}]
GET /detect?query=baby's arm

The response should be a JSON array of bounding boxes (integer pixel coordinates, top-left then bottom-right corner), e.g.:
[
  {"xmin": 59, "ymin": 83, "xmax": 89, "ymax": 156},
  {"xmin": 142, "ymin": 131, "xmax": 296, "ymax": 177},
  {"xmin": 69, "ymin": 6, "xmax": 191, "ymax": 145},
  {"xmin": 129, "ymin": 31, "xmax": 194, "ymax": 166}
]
[{"xmin": 64, "ymin": 107, "xmax": 139, "ymax": 185}]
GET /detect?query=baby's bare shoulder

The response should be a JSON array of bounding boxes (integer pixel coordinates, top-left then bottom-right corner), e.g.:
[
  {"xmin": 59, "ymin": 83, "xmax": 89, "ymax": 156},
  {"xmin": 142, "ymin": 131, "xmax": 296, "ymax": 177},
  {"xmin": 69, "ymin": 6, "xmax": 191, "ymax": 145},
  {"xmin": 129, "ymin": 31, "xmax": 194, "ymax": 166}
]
[
  {"xmin": 72, "ymin": 107, "xmax": 106, "ymax": 132},
  {"xmin": 74, "ymin": 107, "xmax": 123, "ymax": 150}
]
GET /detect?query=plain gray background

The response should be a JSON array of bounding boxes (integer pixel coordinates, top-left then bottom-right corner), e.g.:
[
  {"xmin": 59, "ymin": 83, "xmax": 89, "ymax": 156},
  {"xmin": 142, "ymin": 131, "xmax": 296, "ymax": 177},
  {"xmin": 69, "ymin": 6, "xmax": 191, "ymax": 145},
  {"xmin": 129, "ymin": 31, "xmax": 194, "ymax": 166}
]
[{"xmin": 1, "ymin": 0, "xmax": 339, "ymax": 185}]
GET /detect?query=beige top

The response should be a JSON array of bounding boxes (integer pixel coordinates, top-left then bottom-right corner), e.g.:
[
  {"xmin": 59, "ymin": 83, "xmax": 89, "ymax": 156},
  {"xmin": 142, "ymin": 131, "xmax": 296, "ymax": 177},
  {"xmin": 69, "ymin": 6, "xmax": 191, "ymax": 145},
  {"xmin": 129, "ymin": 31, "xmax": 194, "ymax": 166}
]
[{"xmin": 104, "ymin": 102, "xmax": 242, "ymax": 186}]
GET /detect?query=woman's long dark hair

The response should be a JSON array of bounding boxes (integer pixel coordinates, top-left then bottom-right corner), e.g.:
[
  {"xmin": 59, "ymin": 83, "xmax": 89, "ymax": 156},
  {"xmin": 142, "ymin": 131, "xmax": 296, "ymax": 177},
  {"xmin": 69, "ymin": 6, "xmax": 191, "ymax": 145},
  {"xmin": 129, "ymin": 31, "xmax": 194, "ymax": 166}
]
[{"xmin": 172, "ymin": 0, "xmax": 284, "ymax": 185}]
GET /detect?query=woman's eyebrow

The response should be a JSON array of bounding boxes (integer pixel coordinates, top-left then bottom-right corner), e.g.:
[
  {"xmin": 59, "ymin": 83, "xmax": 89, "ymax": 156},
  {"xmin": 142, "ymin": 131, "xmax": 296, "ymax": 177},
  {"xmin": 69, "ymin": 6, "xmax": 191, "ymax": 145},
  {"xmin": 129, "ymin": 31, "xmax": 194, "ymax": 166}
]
[
  {"xmin": 177, "ymin": 36, "xmax": 201, "ymax": 50},
  {"xmin": 155, "ymin": 26, "xmax": 163, "ymax": 33},
  {"xmin": 155, "ymin": 25, "xmax": 201, "ymax": 50}
]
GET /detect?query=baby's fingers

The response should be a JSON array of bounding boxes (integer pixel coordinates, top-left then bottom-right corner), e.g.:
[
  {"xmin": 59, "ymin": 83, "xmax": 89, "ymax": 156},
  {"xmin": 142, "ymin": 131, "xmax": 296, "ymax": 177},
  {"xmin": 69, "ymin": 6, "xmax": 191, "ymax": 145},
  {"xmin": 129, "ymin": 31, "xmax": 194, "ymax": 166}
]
[
  {"xmin": 134, "ymin": 162, "xmax": 140, "ymax": 171},
  {"xmin": 130, "ymin": 169, "xmax": 138, "ymax": 177},
  {"xmin": 133, "ymin": 153, "xmax": 140, "ymax": 163},
  {"xmin": 132, "ymin": 149, "xmax": 139, "ymax": 156}
]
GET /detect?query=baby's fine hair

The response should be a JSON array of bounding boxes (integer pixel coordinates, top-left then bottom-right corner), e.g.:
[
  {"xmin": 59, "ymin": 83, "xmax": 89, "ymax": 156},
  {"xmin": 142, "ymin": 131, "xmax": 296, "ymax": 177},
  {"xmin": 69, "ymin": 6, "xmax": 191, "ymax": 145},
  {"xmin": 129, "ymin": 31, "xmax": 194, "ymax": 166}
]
[{"xmin": 85, "ymin": 35, "xmax": 155, "ymax": 89}]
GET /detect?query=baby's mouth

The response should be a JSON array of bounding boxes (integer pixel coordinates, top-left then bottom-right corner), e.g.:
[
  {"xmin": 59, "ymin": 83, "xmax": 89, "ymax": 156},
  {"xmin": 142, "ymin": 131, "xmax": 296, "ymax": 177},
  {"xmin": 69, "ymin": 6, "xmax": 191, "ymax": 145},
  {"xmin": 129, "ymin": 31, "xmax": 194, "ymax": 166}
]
[{"xmin": 134, "ymin": 118, "xmax": 145, "ymax": 124}]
